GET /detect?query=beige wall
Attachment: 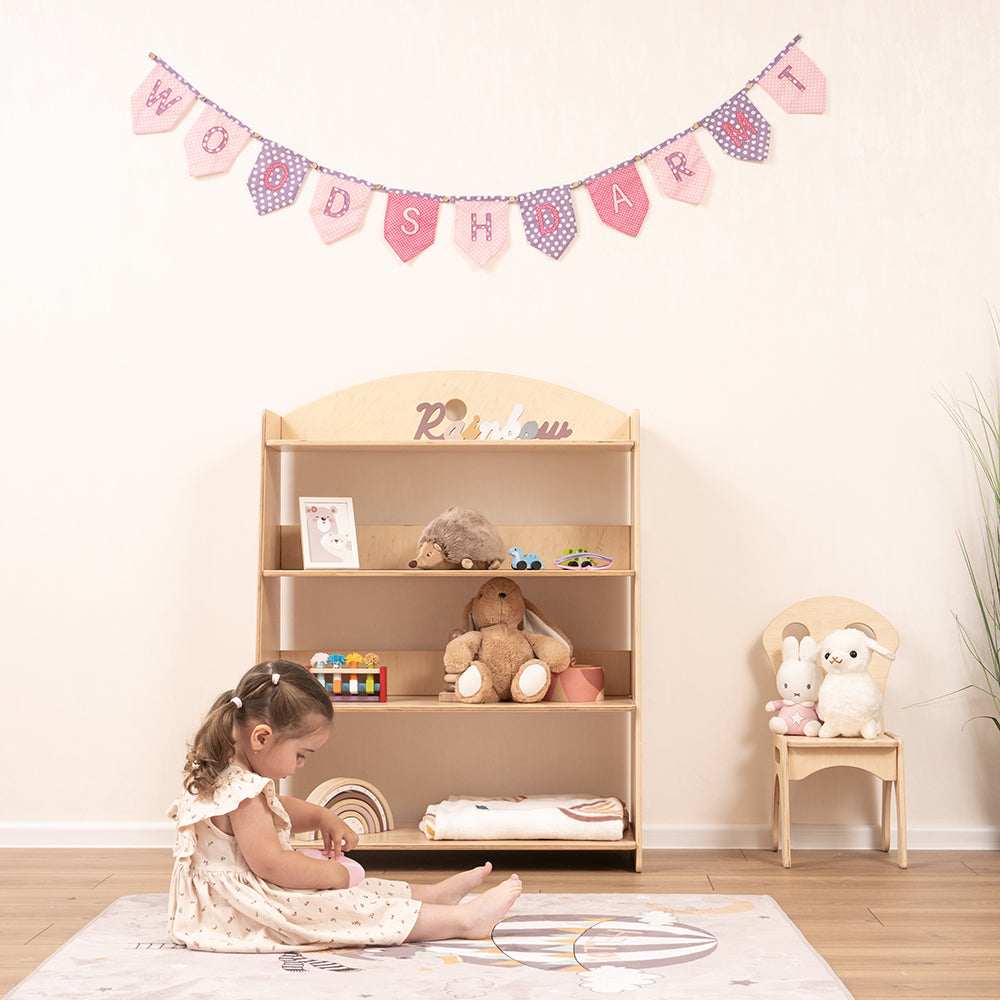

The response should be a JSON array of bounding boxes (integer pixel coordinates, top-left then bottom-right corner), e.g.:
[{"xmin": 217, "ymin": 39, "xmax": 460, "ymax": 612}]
[{"xmin": 4, "ymin": 0, "xmax": 999, "ymax": 848}]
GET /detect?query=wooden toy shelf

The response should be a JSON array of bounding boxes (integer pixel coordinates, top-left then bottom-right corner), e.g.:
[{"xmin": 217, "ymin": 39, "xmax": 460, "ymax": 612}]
[{"xmin": 258, "ymin": 371, "xmax": 642, "ymax": 870}]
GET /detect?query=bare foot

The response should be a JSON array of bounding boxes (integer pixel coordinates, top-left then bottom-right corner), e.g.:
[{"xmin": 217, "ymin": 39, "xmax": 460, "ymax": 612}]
[
  {"xmin": 411, "ymin": 862, "xmax": 494, "ymax": 905},
  {"xmin": 459, "ymin": 874, "xmax": 522, "ymax": 939}
]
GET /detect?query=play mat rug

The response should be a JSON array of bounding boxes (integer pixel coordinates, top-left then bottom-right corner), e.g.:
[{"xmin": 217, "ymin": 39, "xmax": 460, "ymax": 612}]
[{"xmin": 9, "ymin": 892, "xmax": 853, "ymax": 999}]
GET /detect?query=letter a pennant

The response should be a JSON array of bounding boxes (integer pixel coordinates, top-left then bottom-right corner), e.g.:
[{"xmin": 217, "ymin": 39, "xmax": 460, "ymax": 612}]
[
  {"xmin": 757, "ymin": 44, "xmax": 826, "ymax": 114},
  {"xmin": 586, "ymin": 163, "xmax": 649, "ymax": 237},
  {"xmin": 644, "ymin": 133, "xmax": 712, "ymax": 205},
  {"xmin": 309, "ymin": 175, "xmax": 372, "ymax": 244},
  {"xmin": 384, "ymin": 192, "xmax": 440, "ymax": 262},
  {"xmin": 246, "ymin": 142, "xmax": 312, "ymax": 214},
  {"xmin": 130, "ymin": 66, "xmax": 196, "ymax": 134},
  {"xmin": 519, "ymin": 186, "xmax": 577, "ymax": 260},
  {"xmin": 453, "ymin": 200, "xmax": 509, "ymax": 267},
  {"xmin": 703, "ymin": 91, "xmax": 771, "ymax": 161},
  {"xmin": 183, "ymin": 106, "xmax": 252, "ymax": 177}
]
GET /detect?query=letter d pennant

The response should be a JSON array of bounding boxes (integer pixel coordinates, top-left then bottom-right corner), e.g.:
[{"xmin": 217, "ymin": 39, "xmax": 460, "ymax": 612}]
[{"xmin": 519, "ymin": 186, "xmax": 577, "ymax": 260}]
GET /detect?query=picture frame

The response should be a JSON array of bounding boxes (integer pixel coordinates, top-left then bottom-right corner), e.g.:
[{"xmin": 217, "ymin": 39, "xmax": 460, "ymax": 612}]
[{"xmin": 299, "ymin": 497, "xmax": 360, "ymax": 569}]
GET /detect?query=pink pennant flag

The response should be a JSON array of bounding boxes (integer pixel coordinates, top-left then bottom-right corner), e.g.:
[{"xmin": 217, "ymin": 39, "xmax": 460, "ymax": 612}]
[
  {"xmin": 183, "ymin": 106, "xmax": 252, "ymax": 177},
  {"xmin": 757, "ymin": 44, "xmax": 826, "ymax": 114},
  {"xmin": 453, "ymin": 200, "xmax": 509, "ymax": 267},
  {"xmin": 309, "ymin": 175, "xmax": 372, "ymax": 244},
  {"xmin": 586, "ymin": 163, "xmax": 649, "ymax": 237},
  {"xmin": 644, "ymin": 133, "xmax": 711, "ymax": 206},
  {"xmin": 130, "ymin": 65, "xmax": 196, "ymax": 134},
  {"xmin": 384, "ymin": 193, "xmax": 440, "ymax": 262}
]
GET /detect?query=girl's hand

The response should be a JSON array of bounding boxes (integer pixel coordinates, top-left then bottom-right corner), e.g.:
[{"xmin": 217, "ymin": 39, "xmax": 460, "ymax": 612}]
[{"xmin": 316, "ymin": 811, "xmax": 360, "ymax": 857}]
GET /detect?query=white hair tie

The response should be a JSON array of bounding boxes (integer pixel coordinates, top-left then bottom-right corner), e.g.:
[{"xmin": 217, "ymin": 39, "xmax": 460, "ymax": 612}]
[
  {"xmin": 271, "ymin": 673, "xmax": 280, "ymax": 685},
  {"xmin": 230, "ymin": 696, "xmax": 242, "ymax": 709}
]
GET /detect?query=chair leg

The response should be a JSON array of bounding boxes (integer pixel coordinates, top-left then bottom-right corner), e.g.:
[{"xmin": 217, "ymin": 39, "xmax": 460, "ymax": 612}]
[
  {"xmin": 895, "ymin": 746, "xmax": 908, "ymax": 869},
  {"xmin": 771, "ymin": 772, "xmax": 780, "ymax": 852},
  {"xmin": 881, "ymin": 780, "xmax": 892, "ymax": 852}
]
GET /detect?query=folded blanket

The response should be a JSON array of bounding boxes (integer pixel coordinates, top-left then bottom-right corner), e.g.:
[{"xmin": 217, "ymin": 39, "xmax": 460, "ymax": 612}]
[{"xmin": 419, "ymin": 794, "xmax": 626, "ymax": 841}]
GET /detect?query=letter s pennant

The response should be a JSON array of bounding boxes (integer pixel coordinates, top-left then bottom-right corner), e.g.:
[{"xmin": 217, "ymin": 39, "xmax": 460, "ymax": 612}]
[
  {"xmin": 519, "ymin": 186, "xmax": 577, "ymax": 260},
  {"xmin": 384, "ymin": 193, "xmax": 440, "ymax": 262}
]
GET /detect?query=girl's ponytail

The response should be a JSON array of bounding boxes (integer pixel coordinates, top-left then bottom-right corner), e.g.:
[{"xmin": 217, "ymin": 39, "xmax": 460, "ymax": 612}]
[{"xmin": 182, "ymin": 660, "xmax": 332, "ymax": 797}]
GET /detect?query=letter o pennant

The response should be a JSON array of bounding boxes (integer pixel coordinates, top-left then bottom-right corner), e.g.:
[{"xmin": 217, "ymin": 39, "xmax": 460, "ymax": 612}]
[
  {"xmin": 183, "ymin": 106, "xmax": 252, "ymax": 177},
  {"xmin": 309, "ymin": 175, "xmax": 372, "ymax": 244},
  {"xmin": 246, "ymin": 142, "xmax": 312, "ymax": 215}
]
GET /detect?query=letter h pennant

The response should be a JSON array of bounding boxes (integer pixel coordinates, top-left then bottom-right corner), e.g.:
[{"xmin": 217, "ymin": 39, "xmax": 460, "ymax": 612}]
[{"xmin": 453, "ymin": 199, "xmax": 509, "ymax": 267}]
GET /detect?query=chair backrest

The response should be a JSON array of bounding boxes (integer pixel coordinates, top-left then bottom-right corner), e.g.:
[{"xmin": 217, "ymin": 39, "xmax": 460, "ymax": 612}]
[{"xmin": 761, "ymin": 596, "xmax": 900, "ymax": 694}]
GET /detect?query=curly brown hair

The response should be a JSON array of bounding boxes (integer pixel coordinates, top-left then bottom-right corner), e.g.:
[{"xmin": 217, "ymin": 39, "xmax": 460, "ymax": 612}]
[{"xmin": 183, "ymin": 660, "xmax": 332, "ymax": 797}]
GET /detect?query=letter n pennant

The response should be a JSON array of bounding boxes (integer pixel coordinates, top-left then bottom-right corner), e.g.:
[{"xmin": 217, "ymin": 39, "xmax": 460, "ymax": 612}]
[
  {"xmin": 519, "ymin": 186, "xmax": 577, "ymax": 260},
  {"xmin": 183, "ymin": 106, "xmax": 252, "ymax": 177},
  {"xmin": 453, "ymin": 200, "xmax": 509, "ymax": 267},
  {"xmin": 586, "ymin": 163, "xmax": 649, "ymax": 237},
  {"xmin": 703, "ymin": 91, "xmax": 771, "ymax": 161},
  {"xmin": 246, "ymin": 142, "xmax": 312, "ymax": 214},
  {"xmin": 384, "ymin": 193, "xmax": 440, "ymax": 262},
  {"xmin": 130, "ymin": 66, "xmax": 196, "ymax": 134},
  {"xmin": 309, "ymin": 175, "xmax": 372, "ymax": 244},
  {"xmin": 757, "ymin": 44, "xmax": 826, "ymax": 114}
]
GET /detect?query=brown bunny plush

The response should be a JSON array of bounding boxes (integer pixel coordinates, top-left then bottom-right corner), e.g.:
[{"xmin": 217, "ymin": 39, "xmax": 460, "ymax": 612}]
[{"xmin": 444, "ymin": 577, "xmax": 573, "ymax": 703}]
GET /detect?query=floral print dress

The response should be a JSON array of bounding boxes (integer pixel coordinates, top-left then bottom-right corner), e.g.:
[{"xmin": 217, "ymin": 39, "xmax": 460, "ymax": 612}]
[{"xmin": 168, "ymin": 765, "xmax": 420, "ymax": 952}]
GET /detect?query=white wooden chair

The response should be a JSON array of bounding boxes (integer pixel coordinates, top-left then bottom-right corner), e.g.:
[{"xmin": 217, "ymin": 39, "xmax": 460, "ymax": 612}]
[{"xmin": 761, "ymin": 596, "xmax": 907, "ymax": 868}]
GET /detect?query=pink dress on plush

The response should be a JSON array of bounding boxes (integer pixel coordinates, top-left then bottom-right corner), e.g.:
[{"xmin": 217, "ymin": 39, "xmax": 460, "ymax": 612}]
[{"xmin": 168, "ymin": 765, "xmax": 420, "ymax": 952}]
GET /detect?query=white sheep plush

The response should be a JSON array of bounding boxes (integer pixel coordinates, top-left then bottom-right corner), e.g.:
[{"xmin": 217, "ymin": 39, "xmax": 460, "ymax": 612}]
[
  {"xmin": 766, "ymin": 635, "xmax": 822, "ymax": 736},
  {"xmin": 817, "ymin": 628, "xmax": 896, "ymax": 739}
]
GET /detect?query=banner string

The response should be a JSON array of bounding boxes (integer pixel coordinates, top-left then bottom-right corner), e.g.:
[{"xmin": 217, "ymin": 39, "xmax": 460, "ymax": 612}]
[{"xmin": 149, "ymin": 33, "xmax": 802, "ymax": 205}]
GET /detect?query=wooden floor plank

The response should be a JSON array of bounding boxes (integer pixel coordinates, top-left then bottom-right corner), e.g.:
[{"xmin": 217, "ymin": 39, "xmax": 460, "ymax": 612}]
[{"xmin": 2, "ymin": 848, "xmax": 998, "ymax": 999}]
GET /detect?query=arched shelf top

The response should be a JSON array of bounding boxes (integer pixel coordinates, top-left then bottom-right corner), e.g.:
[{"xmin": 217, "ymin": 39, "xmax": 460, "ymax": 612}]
[{"xmin": 275, "ymin": 371, "xmax": 634, "ymax": 443}]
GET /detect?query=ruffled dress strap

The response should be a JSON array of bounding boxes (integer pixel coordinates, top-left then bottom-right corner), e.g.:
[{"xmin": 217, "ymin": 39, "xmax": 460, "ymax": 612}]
[{"xmin": 170, "ymin": 765, "xmax": 290, "ymax": 860}]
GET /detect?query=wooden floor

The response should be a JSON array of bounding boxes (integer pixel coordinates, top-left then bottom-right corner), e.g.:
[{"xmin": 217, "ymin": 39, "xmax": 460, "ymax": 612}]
[{"xmin": 2, "ymin": 848, "xmax": 998, "ymax": 999}]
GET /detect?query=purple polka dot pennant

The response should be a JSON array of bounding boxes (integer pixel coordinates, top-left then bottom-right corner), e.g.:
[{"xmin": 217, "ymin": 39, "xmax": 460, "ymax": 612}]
[
  {"xmin": 246, "ymin": 142, "xmax": 312, "ymax": 215},
  {"xmin": 519, "ymin": 186, "xmax": 577, "ymax": 260},
  {"xmin": 703, "ymin": 91, "xmax": 771, "ymax": 162}
]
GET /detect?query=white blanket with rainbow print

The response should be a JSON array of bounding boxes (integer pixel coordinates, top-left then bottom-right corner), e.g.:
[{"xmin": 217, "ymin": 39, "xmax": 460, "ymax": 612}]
[{"xmin": 419, "ymin": 794, "xmax": 626, "ymax": 841}]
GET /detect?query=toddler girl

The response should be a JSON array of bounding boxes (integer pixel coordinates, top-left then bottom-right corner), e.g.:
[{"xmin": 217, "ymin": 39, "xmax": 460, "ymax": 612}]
[{"xmin": 169, "ymin": 659, "xmax": 521, "ymax": 952}]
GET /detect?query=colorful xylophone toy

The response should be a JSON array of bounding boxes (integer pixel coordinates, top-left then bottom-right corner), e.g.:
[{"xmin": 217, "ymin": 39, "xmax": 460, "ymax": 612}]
[{"xmin": 309, "ymin": 651, "xmax": 387, "ymax": 702}]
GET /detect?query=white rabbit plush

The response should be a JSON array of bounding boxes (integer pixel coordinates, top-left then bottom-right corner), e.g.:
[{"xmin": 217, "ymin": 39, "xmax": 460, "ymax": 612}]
[
  {"xmin": 817, "ymin": 628, "xmax": 896, "ymax": 739},
  {"xmin": 766, "ymin": 635, "xmax": 822, "ymax": 736}
]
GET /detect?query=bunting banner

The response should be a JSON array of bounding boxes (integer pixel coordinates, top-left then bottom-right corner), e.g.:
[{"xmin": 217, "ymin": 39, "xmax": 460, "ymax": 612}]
[
  {"xmin": 453, "ymin": 198, "xmax": 509, "ymax": 267},
  {"xmin": 131, "ymin": 34, "xmax": 824, "ymax": 266}
]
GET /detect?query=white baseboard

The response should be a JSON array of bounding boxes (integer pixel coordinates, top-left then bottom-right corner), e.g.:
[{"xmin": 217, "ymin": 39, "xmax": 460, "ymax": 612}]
[
  {"xmin": 1, "ymin": 822, "xmax": 998, "ymax": 851},
  {"xmin": 641, "ymin": 824, "xmax": 1000, "ymax": 852}
]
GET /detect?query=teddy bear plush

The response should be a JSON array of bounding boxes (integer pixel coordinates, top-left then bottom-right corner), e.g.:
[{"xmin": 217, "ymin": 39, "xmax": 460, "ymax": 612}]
[
  {"xmin": 766, "ymin": 635, "xmax": 822, "ymax": 736},
  {"xmin": 817, "ymin": 627, "xmax": 896, "ymax": 739},
  {"xmin": 444, "ymin": 577, "xmax": 572, "ymax": 703},
  {"xmin": 408, "ymin": 506, "xmax": 506, "ymax": 570}
]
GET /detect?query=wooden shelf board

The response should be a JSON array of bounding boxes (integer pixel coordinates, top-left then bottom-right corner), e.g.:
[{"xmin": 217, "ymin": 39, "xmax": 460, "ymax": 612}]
[
  {"xmin": 292, "ymin": 824, "xmax": 638, "ymax": 853},
  {"xmin": 267, "ymin": 439, "xmax": 635, "ymax": 453},
  {"xmin": 328, "ymin": 696, "xmax": 636, "ymax": 713},
  {"xmin": 262, "ymin": 568, "xmax": 634, "ymax": 579}
]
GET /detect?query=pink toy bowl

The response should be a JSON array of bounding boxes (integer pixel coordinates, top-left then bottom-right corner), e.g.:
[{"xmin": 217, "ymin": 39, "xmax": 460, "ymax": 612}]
[{"xmin": 543, "ymin": 665, "xmax": 605, "ymax": 702}]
